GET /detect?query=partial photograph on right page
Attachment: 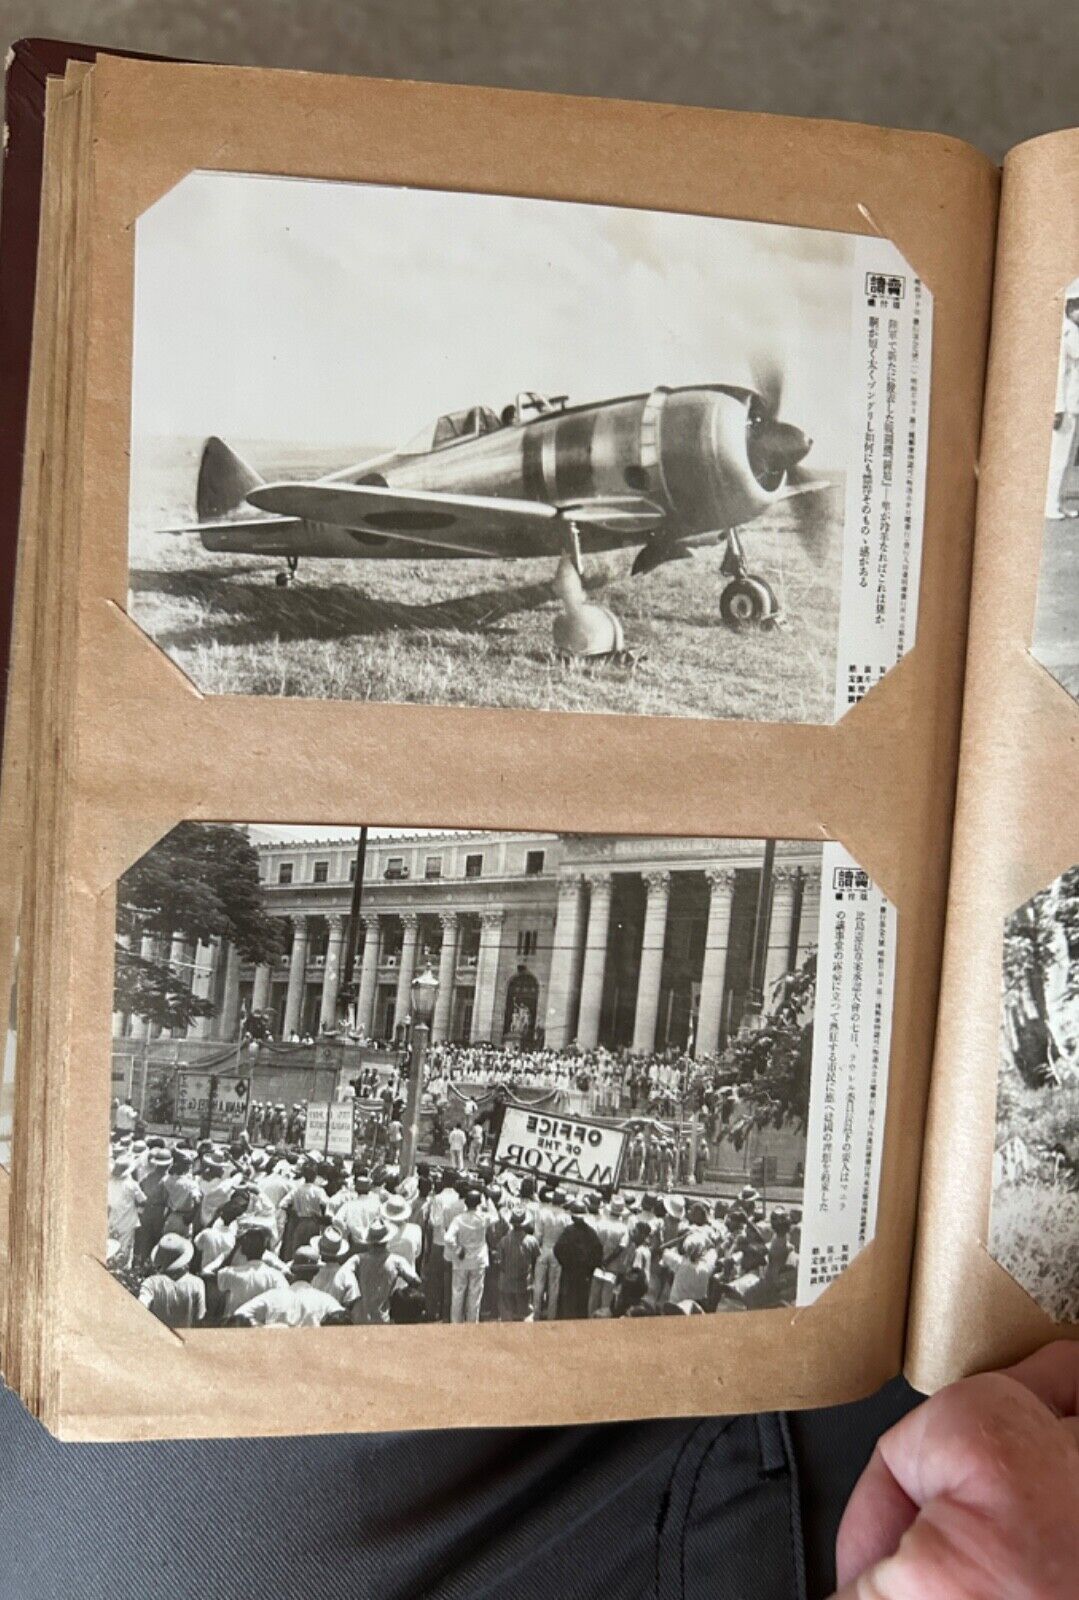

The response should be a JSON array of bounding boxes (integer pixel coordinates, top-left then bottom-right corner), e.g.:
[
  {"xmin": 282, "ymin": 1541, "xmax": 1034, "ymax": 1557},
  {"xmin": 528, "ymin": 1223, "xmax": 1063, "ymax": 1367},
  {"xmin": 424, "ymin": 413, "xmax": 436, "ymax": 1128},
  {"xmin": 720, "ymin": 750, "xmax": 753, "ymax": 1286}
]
[
  {"xmin": 991, "ymin": 271, "xmax": 1079, "ymax": 1322},
  {"xmin": 1032, "ymin": 279, "xmax": 1079, "ymax": 699},
  {"xmin": 991, "ymin": 869, "xmax": 1079, "ymax": 1323}
]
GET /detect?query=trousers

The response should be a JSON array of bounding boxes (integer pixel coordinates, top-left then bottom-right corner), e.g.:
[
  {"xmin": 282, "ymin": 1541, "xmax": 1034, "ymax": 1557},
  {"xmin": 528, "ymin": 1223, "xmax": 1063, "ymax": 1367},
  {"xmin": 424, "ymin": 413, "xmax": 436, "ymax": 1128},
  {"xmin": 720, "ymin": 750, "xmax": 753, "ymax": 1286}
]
[
  {"xmin": 450, "ymin": 1263, "xmax": 486, "ymax": 1323},
  {"xmin": 0, "ymin": 1376, "xmax": 919, "ymax": 1599},
  {"xmin": 533, "ymin": 1250, "xmax": 561, "ymax": 1319},
  {"xmin": 1046, "ymin": 410, "xmax": 1079, "ymax": 513}
]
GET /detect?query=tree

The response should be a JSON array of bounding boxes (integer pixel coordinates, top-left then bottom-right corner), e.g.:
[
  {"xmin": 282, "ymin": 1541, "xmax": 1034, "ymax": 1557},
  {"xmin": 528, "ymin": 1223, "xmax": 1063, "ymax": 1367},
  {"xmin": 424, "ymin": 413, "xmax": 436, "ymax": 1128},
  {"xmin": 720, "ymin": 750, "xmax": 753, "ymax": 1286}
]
[
  {"xmin": 115, "ymin": 823, "xmax": 285, "ymax": 1033},
  {"xmin": 718, "ymin": 951, "xmax": 817, "ymax": 1141},
  {"xmin": 1002, "ymin": 868, "xmax": 1079, "ymax": 1088}
]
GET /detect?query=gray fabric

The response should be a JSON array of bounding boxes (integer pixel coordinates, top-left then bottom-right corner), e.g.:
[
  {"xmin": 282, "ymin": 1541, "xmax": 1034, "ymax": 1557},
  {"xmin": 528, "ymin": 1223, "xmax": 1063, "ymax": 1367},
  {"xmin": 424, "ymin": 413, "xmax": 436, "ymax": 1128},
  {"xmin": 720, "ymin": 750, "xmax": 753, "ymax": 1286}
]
[
  {"xmin": 0, "ymin": 1375, "xmax": 919, "ymax": 1598},
  {"xmin": 0, "ymin": 0, "xmax": 1072, "ymax": 159}
]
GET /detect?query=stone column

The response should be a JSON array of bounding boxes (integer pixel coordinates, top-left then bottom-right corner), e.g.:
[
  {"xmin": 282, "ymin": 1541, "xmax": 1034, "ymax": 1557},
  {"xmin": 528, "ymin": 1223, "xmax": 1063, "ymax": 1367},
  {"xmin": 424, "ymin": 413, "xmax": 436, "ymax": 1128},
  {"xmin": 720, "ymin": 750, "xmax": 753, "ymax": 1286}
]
[
  {"xmin": 112, "ymin": 933, "xmax": 131, "ymax": 1039},
  {"xmin": 159, "ymin": 933, "xmax": 189, "ymax": 1040},
  {"xmin": 393, "ymin": 913, "xmax": 420, "ymax": 1030},
  {"xmin": 544, "ymin": 875, "xmax": 585, "ymax": 1049},
  {"xmin": 432, "ymin": 911, "xmax": 458, "ymax": 1043},
  {"xmin": 471, "ymin": 911, "xmax": 505, "ymax": 1042},
  {"xmin": 282, "ymin": 915, "xmax": 309, "ymax": 1038},
  {"xmin": 147, "ymin": 936, "xmax": 172, "ymax": 1041},
  {"xmin": 251, "ymin": 961, "xmax": 272, "ymax": 1013},
  {"xmin": 763, "ymin": 866, "xmax": 800, "ymax": 1004},
  {"xmin": 796, "ymin": 867, "xmax": 822, "ymax": 966},
  {"xmin": 319, "ymin": 913, "xmax": 346, "ymax": 1031},
  {"xmin": 631, "ymin": 871, "xmax": 671, "ymax": 1054},
  {"xmin": 127, "ymin": 931, "xmax": 159, "ymax": 1041},
  {"xmin": 576, "ymin": 873, "xmax": 613, "ymax": 1049},
  {"xmin": 695, "ymin": 867, "xmax": 737, "ymax": 1058},
  {"xmin": 220, "ymin": 940, "xmax": 243, "ymax": 1040},
  {"xmin": 355, "ymin": 915, "xmax": 381, "ymax": 1036},
  {"xmin": 188, "ymin": 938, "xmax": 219, "ymax": 1040}
]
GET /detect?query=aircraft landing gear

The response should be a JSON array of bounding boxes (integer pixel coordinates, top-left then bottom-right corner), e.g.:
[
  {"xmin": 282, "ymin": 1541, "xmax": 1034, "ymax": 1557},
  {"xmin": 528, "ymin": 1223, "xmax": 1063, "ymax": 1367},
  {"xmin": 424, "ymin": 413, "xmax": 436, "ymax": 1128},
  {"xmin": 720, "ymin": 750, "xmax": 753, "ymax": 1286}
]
[
  {"xmin": 275, "ymin": 556, "xmax": 300, "ymax": 588},
  {"xmin": 550, "ymin": 529, "xmax": 631, "ymax": 662},
  {"xmin": 718, "ymin": 531, "xmax": 781, "ymax": 628}
]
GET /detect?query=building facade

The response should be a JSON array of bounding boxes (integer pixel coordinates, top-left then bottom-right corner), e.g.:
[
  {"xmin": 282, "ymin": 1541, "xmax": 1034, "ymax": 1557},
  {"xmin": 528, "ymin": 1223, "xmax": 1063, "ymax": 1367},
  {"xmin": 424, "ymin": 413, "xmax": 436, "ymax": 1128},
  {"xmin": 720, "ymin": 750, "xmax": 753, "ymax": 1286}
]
[{"xmin": 116, "ymin": 831, "xmax": 822, "ymax": 1057}]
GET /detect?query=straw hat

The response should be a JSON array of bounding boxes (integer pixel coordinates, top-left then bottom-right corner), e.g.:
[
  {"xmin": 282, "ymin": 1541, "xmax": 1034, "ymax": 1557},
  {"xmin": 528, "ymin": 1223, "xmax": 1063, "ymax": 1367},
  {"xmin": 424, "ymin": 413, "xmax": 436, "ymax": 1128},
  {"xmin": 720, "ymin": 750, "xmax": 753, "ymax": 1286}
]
[
  {"xmin": 150, "ymin": 1234, "xmax": 194, "ymax": 1275},
  {"xmin": 316, "ymin": 1228, "xmax": 350, "ymax": 1262}
]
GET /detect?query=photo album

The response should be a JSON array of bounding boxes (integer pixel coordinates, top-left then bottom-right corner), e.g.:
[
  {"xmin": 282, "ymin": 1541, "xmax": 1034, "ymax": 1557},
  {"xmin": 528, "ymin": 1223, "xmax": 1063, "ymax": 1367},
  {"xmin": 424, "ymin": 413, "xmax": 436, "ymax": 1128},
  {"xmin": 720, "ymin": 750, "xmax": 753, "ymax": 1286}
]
[{"xmin": 0, "ymin": 40, "xmax": 1075, "ymax": 1441}]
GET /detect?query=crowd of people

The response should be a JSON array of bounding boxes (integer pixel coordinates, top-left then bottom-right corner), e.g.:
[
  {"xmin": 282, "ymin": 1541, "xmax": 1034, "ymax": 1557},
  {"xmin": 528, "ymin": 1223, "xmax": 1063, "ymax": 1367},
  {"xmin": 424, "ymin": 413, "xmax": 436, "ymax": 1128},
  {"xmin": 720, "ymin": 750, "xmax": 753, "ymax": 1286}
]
[
  {"xmin": 423, "ymin": 1042, "xmax": 766, "ymax": 1137},
  {"xmin": 107, "ymin": 1127, "xmax": 801, "ymax": 1330},
  {"xmin": 426, "ymin": 1044, "xmax": 628, "ymax": 1117}
]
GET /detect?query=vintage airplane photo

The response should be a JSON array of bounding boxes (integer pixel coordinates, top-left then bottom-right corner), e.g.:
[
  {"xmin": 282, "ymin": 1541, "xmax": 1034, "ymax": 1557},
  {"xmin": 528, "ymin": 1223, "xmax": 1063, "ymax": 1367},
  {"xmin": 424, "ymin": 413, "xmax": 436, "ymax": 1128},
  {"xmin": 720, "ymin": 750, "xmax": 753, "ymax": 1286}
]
[
  {"xmin": 127, "ymin": 173, "xmax": 877, "ymax": 722},
  {"xmin": 174, "ymin": 369, "xmax": 824, "ymax": 659}
]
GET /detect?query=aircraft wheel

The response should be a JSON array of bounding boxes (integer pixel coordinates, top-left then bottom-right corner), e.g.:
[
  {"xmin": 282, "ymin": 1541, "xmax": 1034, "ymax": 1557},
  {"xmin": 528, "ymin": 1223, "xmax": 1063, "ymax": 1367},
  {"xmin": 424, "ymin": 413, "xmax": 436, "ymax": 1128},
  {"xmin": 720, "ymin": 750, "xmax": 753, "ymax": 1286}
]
[
  {"xmin": 275, "ymin": 572, "xmax": 290, "ymax": 588},
  {"xmin": 719, "ymin": 576, "xmax": 776, "ymax": 628}
]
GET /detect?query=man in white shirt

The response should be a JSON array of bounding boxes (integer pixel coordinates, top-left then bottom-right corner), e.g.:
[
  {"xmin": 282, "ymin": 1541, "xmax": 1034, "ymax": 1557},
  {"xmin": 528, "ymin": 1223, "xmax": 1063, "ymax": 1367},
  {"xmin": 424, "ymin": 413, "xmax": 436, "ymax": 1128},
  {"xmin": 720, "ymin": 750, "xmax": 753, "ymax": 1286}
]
[
  {"xmin": 425, "ymin": 1174, "xmax": 464, "ymax": 1321},
  {"xmin": 447, "ymin": 1124, "xmax": 467, "ymax": 1169},
  {"xmin": 197, "ymin": 1156, "xmax": 237, "ymax": 1229},
  {"xmin": 381, "ymin": 1195, "xmax": 423, "ymax": 1269},
  {"xmin": 194, "ymin": 1203, "xmax": 240, "ymax": 1276},
  {"xmin": 444, "ymin": 1190, "xmax": 489, "ymax": 1323},
  {"xmin": 234, "ymin": 1246, "xmax": 344, "ymax": 1327},
  {"xmin": 113, "ymin": 1099, "xmax": 137, "ymax": 1136},
  {"xmin": 107, "ymin": 1157, "xmax": 145, "ymax": 1269},
  {"xmin": 533, "ymin": 1187, "xmax": 568, "ymax": 1320},
  {"xmin": 215, "ymin": 1227, "xmax": 289, "ymax": 1321},
  {"xmin": 334, "ymin": 1171, "xmax": 381, "ymax": 1247}
]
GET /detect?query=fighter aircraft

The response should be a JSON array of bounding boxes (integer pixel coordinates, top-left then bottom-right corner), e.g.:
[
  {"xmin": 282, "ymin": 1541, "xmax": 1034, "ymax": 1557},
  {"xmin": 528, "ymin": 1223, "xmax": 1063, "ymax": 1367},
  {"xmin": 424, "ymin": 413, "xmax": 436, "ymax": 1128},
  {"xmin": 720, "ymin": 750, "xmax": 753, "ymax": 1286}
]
[{"xmin": 170, "ymin": 370, "xmax": 824, "ymax": 658}]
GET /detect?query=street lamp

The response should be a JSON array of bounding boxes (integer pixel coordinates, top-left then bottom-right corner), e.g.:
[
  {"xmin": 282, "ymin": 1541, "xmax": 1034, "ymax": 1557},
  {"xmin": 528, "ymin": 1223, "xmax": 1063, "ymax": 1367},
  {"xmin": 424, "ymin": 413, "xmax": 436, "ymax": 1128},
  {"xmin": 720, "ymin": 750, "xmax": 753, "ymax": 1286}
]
[{"xmin": 401, "ymin": 966, "xmax": 439, "ymax": 1176}]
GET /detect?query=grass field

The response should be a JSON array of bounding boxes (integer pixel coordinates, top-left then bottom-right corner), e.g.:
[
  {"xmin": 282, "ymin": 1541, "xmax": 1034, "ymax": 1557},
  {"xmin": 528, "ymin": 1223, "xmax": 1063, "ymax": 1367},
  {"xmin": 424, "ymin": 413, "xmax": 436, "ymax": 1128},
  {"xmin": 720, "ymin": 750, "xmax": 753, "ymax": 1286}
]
[
  {"xmin": 990, "ymin": 1183, "xmax": 1079, "ymax": 1323},
  {"xmin": 990, "ymin": 1058, "xmax": 1079, "ymax": 1322},
  {"xmin": 128, "ymin": 438, "xmax": 845, "ymax": 722}
]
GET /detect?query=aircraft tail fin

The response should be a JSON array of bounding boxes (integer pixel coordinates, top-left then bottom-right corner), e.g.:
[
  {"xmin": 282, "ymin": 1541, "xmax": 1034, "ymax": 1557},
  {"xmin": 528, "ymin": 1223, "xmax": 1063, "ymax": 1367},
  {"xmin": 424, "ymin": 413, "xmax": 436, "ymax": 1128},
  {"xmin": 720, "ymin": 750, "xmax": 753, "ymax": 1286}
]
[{"xmin": 196, "ymin": 436, "xmax": 263, "ymax": 521}]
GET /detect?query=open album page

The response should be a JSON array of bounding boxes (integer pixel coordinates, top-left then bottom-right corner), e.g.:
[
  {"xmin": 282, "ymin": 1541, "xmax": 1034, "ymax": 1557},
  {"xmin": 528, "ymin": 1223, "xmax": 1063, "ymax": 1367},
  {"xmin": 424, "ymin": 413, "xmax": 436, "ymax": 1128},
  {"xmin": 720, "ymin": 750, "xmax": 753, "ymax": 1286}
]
[
  {"xmin": 4, "ymin": 57, "xmax": 998, "ymax": 1438},
  {"xmin": 909, "ymin": 129, "xmax": 1079, "ymax": 1390}
]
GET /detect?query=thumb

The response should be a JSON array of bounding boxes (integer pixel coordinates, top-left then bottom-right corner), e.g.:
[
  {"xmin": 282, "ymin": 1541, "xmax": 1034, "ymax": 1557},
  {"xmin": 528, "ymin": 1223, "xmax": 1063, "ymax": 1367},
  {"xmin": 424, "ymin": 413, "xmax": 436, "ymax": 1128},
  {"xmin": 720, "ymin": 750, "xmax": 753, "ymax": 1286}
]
[{"xmin": 832, "ymin": 1365, "xmax": 1079, "ymax": 1599}]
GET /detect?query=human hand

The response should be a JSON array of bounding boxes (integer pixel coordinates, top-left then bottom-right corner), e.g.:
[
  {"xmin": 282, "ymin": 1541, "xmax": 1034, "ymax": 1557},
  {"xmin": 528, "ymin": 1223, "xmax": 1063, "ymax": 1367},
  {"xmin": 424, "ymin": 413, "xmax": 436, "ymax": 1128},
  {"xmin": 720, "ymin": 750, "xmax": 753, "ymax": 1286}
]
[{"xmin": 832, "ymin": 1341, "xmax": 1079, "ymax": 1598}]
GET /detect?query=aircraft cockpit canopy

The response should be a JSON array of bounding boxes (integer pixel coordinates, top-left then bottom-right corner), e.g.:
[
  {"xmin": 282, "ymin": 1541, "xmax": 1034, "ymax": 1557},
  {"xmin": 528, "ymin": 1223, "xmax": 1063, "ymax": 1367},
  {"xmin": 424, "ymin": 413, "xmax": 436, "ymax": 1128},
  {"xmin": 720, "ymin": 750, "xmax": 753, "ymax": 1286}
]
[{"xmin": 401, "ymin": 406, "xmax": 502, "ymax": 454}]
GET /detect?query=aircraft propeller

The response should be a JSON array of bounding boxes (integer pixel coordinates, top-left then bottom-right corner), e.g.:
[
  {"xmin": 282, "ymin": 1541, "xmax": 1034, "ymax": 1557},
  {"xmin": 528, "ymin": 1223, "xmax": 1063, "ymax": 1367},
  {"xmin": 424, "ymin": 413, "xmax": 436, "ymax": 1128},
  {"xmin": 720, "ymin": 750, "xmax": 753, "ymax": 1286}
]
[{"xmin": 747, "ymin": 353, "xmax": 826, "ymax": 553}]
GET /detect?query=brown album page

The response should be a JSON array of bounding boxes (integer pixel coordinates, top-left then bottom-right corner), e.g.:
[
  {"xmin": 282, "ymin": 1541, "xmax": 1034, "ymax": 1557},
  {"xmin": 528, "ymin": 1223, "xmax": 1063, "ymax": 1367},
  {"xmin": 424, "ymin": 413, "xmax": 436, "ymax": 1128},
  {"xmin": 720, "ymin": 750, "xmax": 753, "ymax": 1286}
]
[
  {"xmin": 5, "ymin": 57, "xmax": 997, "ymax": 1439},
  {"xmin": 908, "ymin": 129, "xmax": 1079, "ymax": 1390}
]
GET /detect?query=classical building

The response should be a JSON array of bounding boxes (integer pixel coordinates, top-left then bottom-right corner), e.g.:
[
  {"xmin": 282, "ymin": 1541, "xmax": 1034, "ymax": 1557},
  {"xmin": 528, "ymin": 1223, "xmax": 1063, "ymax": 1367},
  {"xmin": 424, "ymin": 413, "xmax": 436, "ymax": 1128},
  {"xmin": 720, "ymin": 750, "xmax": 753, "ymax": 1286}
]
[{"xmin": 118, "ymin": 831, "xmax": 822, "ymax": 1056}]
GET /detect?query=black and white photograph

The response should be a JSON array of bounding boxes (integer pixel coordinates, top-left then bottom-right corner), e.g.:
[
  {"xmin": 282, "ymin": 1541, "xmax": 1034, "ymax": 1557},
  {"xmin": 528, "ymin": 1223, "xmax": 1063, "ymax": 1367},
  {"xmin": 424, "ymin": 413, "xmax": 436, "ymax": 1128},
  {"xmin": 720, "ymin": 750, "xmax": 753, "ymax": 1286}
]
[
  {"xmin": 991, "ymin": 867, "xmax": 1079, "ymax": 1322},
  {"xmin": 107, "ymin": 821, "xmax": 844, "ymax": 1329},
  {"xmin": 1033, "ymin": 278, "xmax": 1079, "ymax": 701},
  {"xmin": 128, "ymin": 175, "xmax": 929, "ymax": 723}
]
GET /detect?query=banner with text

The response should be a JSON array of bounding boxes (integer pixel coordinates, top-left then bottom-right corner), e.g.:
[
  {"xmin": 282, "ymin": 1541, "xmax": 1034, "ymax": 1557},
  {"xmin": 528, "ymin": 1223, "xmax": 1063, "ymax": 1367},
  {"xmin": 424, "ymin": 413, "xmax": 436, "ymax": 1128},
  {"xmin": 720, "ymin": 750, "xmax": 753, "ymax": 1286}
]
[{"xmin": 494, "ymin": 1107, "xmax": 626, "ymax": 1190}]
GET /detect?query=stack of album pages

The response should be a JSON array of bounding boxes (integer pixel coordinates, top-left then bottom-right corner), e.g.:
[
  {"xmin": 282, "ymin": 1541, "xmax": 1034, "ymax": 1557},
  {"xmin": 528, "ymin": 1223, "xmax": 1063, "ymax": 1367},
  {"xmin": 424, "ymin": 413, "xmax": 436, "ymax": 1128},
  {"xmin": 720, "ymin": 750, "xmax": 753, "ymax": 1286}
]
[{"xmin": 0, "ymin": 41, "xmax": 1076, "ymax": 1441}]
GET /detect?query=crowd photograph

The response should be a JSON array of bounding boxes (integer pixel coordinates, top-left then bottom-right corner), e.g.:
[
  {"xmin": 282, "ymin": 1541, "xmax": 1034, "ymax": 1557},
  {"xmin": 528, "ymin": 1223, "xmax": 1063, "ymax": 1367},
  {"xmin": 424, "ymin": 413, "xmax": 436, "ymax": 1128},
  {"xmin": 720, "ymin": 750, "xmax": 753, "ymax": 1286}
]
[
  {"xmin": 108, "ymin": 1132, "xmax": 802, "ymax": 1330},
  {"xmin": 992, "ymin": 865, "xmax": 1079, "ymax": 1323},
  {"xmin": 107, "ymin": 820, "xmax": 824, "ymax": 1330}
]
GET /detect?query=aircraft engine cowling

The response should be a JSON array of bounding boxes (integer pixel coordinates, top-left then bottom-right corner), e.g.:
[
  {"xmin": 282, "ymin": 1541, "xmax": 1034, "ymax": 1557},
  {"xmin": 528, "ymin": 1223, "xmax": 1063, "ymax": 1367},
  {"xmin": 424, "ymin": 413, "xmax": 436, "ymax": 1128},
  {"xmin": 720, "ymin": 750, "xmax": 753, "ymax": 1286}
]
[{"xmin": 643, "ymin": 385, "xmax": 805, "ymax": 536}]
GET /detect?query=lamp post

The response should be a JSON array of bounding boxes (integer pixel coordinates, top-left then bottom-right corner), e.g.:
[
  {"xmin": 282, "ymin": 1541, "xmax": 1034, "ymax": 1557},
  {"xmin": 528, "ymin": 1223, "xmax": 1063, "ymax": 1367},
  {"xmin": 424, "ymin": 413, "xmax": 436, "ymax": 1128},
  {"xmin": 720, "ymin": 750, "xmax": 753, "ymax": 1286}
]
[{"xmin": 401, "ymin": 965, "xmax": 439, "ymax": 1177}]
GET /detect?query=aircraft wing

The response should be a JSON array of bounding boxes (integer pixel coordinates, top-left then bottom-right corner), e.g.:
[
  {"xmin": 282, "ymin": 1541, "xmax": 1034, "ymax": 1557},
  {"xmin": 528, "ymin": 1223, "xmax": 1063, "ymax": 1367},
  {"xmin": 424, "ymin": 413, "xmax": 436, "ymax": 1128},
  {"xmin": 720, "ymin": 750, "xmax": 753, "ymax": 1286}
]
[
  {"xmin": 246, "ymin": 481, "xmax": 666, "ymax": 552},
  {"xmin": 558, "ymin": 495, "xmax": 665, "ymax": 533},
  {"xmin": 246, "ymin": 480, "xmax": 560, "ymax": 556},
  {"xmin": 160, "ymin": 513, "xmax": 303, "ymax": 541}
]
